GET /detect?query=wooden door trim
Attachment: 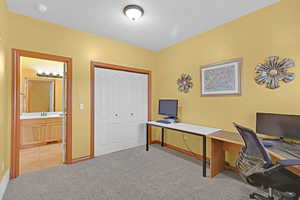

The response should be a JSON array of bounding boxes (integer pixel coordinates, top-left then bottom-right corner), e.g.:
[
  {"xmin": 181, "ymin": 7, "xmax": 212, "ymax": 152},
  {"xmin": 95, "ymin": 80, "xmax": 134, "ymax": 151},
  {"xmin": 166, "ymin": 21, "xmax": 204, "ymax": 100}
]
[
  {"xmin": 11, "ymin": 49, "xmax": 73, "ymax": 179},
  {"xmin": 90, "ymin": 61, "xmax": 152, "ymax": 157}
]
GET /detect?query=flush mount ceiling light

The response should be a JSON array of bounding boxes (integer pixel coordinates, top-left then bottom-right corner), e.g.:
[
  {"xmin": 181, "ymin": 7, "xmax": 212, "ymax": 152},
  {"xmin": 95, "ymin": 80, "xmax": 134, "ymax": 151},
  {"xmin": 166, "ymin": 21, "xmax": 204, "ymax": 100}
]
[
  {"xmin": 123, "ymin": 5, "xmax": 144, "ymax": 21},
  {"xmin": 37, "ymin": 3, "xmax": 47, "ymax": 13}
]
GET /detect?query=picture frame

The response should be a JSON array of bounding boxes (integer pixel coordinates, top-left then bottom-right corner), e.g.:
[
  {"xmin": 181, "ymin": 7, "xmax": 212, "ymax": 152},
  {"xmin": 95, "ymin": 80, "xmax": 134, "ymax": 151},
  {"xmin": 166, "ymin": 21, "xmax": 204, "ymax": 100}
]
[{"xmin": 200, "ymin": 58, "xmax": 242, "ymax": 96}]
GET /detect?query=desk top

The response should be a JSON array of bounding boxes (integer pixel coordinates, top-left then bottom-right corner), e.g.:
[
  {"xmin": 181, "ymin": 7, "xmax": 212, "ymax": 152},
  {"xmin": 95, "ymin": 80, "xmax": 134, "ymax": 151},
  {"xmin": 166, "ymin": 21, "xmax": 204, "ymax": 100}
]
[
  {"xmin": 147, "ymin": 121, "xmax": 221, "ymax": 136},
  {"xmin": 209, "ymin": 131, "xmax": 300, "ymax": 175},
  {"xmin": 209, "ymin": 131, "xmax": 244, "ymax": 145}
]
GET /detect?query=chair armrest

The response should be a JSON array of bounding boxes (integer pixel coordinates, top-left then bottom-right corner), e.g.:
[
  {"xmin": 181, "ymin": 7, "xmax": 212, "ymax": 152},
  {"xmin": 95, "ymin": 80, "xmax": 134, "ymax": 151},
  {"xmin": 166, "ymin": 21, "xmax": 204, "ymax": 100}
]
[
  {"xmin": 277, "ymin": 159, "xmax": 300, "ymax": 166},
  {"xmin": 263, "ymin": 159, "xmax": 300, "ymax": 175},
  {"xmin": 263, "ymin": 164, "xmax": 282, "ymax": 175}
]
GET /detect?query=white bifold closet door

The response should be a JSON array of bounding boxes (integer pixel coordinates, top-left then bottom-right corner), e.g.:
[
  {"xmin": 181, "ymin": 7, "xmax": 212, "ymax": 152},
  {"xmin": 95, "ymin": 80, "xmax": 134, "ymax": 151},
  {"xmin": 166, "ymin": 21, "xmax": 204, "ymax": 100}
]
[{"xmin": 94, "ymin": 68, "xmax": 148, "ymax": 156}]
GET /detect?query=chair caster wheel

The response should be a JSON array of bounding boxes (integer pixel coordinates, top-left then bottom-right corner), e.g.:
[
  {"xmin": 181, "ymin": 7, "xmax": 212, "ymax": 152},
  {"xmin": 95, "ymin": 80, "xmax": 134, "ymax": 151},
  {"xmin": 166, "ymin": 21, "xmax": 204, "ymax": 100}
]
[
  {"xmin": 249, "ymin": 193, "xmax": 271, "ymax": 200},
  {"xmin": 281, "ymin": 192, "xmax": 297, "ymax": 200}
]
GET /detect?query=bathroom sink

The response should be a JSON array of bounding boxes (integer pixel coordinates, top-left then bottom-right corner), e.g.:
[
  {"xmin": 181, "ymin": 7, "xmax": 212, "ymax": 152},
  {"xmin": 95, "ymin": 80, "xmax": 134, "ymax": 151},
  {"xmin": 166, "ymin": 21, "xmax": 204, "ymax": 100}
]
[{"xmin": 20, "ymin": 112, "xmax": 64, "ymax": 119}]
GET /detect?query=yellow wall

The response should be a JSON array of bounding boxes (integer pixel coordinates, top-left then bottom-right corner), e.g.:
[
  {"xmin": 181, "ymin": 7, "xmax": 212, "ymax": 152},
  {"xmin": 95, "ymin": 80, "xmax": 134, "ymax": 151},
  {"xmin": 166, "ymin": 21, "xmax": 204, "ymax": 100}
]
[
  {"xmin": 1, "ymin": 0, "xmax": 300, "ymax": 180},
  {"xmin": 154, "ymin": 0, "xmax": 300, "ymax": 164},
  {"xmin": 5, "ymin": 10, "xmax": 157, "ymax": 161},
  {"xmin": 0, "ymin": 0, "xmax": 8, "ymax": 181}
]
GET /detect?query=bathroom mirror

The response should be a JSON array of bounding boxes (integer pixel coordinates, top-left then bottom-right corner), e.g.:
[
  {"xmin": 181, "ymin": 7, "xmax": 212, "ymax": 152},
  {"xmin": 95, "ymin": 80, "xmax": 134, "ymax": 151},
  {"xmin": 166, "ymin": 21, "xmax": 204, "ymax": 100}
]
[
  {"xmin": 20, "ymin": 56, "xmax": 64, "ymax": 114},
  {"xmin": 24, "ymin": 79, "xmax": 55, "ymax": 113}
]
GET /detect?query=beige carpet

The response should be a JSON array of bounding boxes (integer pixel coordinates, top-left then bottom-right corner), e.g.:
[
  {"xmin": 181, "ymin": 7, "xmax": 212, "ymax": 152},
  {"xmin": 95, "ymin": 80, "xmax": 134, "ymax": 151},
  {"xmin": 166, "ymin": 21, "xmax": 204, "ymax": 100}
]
[{"xmin": 4, "ymin": 144, "xmax": 255, "ymax": 200}]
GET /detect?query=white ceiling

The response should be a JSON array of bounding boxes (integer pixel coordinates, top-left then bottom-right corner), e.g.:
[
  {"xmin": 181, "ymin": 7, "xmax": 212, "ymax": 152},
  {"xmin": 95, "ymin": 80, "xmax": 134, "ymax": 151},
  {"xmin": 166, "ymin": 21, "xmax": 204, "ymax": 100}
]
[{"xmin": 6, "ymin": 0, "xmax": 279, "ymax": 51}]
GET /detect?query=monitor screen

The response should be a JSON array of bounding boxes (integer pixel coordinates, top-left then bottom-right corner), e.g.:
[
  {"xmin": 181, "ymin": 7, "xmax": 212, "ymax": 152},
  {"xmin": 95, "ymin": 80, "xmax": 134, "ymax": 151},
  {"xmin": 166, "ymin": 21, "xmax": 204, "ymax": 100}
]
[
  {"xmin": 159, "ymin": 100, "xmax": 178, "ymax": 117},
  {"xmin": 256, "ymin": 113, "xmax": 300, "ymax": 141}
]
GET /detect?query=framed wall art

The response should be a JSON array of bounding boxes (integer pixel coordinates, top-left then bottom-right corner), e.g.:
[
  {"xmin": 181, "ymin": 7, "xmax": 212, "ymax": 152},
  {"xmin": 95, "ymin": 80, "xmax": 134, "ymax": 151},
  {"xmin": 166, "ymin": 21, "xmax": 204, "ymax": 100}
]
[{"xmin": 200, "ymin": 58, "xmax": 242, "ymax": 96}]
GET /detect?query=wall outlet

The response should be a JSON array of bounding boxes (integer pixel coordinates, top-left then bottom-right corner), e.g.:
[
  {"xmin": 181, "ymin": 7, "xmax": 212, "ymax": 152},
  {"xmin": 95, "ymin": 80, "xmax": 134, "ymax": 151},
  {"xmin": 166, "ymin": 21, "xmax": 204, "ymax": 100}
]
[{"xmin": 183, "ymin": 135, "xmax": 188, "ymax": 140}]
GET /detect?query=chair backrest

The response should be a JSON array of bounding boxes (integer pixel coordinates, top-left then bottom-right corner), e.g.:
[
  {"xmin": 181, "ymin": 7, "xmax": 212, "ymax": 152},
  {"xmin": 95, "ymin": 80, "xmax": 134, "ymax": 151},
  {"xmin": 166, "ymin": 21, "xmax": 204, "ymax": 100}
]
[{"xmin": 233, "ymin": 122, "xmax": 272, "ymax": 168}]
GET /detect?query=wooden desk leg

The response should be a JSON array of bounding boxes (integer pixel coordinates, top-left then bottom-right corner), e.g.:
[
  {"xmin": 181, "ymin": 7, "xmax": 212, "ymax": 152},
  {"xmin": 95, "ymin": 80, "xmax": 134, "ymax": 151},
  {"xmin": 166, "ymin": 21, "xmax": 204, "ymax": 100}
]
[
  {"xmin": 161, "ymin": 128, "xmax": 164, "ymax": 147},
  {"xmin": 146, "ymin": 124, "xmax": 149, "ymax": 151},
  {"xmin": 210, "ymin": 138, "xmax": 225, "ymax": 178}
]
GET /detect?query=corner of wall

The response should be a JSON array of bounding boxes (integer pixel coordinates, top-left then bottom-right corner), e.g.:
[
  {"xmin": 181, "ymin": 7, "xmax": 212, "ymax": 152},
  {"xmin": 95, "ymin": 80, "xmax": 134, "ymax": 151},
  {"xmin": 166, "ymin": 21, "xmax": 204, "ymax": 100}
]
[
  {"xmin": 0, "ymin": 169, "xmax": 10, "ymax": 200},
  {"xmin": 0, "ymin": 0, "xmax": 10, "ymax": 183}
]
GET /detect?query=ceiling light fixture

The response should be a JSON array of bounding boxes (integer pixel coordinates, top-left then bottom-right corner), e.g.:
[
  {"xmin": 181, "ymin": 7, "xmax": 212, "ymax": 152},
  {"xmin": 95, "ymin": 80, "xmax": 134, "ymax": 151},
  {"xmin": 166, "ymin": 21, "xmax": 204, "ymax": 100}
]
[
  {"xmin": 123, "ymin": 5, "xmax": 144, "ymax": 21},
  {"xmin": 37, "ymin": 3, "xmax": 48, "ymax": 13}
]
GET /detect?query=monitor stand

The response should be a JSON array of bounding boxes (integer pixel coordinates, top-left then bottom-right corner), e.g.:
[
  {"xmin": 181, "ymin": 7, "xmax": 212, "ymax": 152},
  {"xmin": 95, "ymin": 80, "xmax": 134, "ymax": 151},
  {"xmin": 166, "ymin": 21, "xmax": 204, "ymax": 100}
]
[
  {"xmin": 261, "ymin": 137, "xmax": 280, "ymax": 148},
  {"xmin": 156, "ymin": 117, "xmax": 177, "ymax": 124},
  {"xmin": 163, "ymin": 116, "xmax": 177, "ymax": 119}
]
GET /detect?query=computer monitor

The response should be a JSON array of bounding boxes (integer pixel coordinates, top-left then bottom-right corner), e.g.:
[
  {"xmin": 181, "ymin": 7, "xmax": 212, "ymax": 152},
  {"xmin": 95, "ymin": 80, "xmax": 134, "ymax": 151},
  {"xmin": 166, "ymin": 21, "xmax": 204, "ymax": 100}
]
[
  {"xmin": 256, "ymin": 113, "xmax": 300, "ymax": 141},
  {"xmin": 159, "ymin": 100, "xmax": 178, "ymax": 118}
]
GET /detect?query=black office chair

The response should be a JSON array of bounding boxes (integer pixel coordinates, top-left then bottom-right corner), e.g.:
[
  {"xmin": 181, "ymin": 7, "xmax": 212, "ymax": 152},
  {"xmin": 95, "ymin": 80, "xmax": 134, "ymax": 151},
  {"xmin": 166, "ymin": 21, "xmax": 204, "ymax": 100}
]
[{"xmin": 233, "ymin": 122, "xmax": 300, "ymax": 200}]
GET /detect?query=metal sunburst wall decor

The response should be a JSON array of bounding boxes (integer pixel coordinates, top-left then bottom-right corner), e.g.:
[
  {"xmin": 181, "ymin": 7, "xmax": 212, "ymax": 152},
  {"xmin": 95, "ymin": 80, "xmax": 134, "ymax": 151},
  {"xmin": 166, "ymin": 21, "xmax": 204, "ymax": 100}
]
[
  {"xmin": 177, "ymin": 73, "xmax": 193, "ymax": 93},
  {"xmin": 255, "ymin": 56, "xmax": 295, "ymax": 89}
]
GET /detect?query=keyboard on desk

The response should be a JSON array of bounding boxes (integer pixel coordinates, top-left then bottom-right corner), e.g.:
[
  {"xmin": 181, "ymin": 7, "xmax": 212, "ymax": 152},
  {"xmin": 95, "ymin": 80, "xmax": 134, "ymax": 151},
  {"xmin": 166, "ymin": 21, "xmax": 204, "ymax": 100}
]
[
  {"xmin": 156, "ymin": 120, "xmax": 171, "ymax": 124},
  {"xmin": 279, "ymin": 142, "xmax": 300, "ymax": 159}
]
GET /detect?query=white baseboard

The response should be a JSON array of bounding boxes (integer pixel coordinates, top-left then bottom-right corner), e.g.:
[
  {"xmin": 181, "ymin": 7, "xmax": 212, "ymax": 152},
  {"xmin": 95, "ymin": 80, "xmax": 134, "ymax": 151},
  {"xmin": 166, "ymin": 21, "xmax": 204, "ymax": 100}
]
[{"xmin": 0, "ymin": 170, "xmax": 10, "ymax": 200}]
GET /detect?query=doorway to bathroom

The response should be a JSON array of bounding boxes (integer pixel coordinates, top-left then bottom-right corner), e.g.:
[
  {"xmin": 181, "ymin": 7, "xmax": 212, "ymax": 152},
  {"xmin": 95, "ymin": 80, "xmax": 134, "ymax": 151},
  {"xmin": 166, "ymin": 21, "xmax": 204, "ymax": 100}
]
[{"xmin": 11, "ymin": 49, "xmax": 72, "ymax": 178}]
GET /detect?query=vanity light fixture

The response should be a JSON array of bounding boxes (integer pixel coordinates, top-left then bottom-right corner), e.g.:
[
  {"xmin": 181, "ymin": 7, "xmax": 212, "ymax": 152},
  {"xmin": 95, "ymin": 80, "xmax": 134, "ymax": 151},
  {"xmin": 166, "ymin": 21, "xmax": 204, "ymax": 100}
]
[
  {"xmin": 123, "ymin": 5, "xmax": 144, "ymax": 21},
  {"xmin": 37, "ymin": 72, "xmax": 63, "ymax": 78}
]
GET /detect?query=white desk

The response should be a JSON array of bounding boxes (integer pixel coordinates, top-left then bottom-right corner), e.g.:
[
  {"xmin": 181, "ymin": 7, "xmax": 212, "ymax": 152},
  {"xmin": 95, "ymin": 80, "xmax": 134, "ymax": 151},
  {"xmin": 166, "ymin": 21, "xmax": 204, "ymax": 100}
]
[{"xmin": 146, "ymin": 121, "xmax": 221, "ymax": 177}]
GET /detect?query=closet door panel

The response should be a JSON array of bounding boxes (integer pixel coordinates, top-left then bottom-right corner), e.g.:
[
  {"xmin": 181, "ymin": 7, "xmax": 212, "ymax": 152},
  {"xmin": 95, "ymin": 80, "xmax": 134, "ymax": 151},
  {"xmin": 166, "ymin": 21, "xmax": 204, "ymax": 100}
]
[
  {"xmin": 137, "ymin": 74, "xmax": 148, "ymax": 146},
  {"xmin": 94, "ymin": 68, "xmax": 148, "ymax": 156},
  {"xmin": 127, "ymin": 73, "xmax": 148, "ymax": 122},
  {"xmin": 118, "ymin": 72, "xmax": 137, "ymax": 149},
  {"xmin": 111, "ymin": 71, "xmax": 122, "ymax": 123},
  {"xmin": 118, "ymin": 71, "xmax": 131, "ymax": 122},
  {"xmin": 122, "ymin": 72, "xmax": 147, "ymax": 147},
  {"xmin": 125, "ymin": 122, "xmax": 146, "ymax": 146},
  {"xmin": 127, "ymin": 75, "xmax": 138, "ymax": 122},
  {"xmin": 137, "ymin": 74, "xmax": 148, "ymax": 122},
  {"xmin": 94, "ymin": 69, "xmax": 112, "ymax": 156}
]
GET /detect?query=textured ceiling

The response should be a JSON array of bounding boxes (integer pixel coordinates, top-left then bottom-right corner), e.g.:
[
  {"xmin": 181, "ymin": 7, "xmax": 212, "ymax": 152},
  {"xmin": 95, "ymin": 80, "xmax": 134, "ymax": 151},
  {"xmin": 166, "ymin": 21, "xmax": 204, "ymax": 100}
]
[{"xmin": 7, "ymin": 0, "xmax": 279, "ymax": 51}]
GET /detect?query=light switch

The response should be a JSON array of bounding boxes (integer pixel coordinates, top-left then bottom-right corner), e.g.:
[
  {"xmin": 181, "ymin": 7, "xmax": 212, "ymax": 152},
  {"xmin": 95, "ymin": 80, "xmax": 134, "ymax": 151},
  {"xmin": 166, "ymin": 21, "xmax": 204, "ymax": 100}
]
[{"xmin": 80, "ymin": 104, "xmax": 84, "ymax": 110}]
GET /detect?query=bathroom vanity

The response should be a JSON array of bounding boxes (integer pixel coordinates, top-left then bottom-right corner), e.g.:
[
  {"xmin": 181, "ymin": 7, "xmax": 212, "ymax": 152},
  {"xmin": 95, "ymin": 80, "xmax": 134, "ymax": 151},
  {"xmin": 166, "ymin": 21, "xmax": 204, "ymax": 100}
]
[{"xmin": 20, "ymin": 112, "xmax": 63, "ymax": 148}]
